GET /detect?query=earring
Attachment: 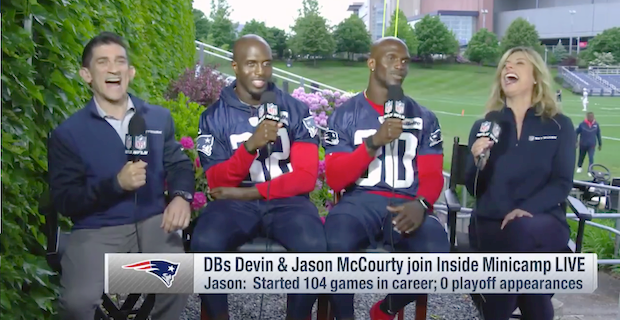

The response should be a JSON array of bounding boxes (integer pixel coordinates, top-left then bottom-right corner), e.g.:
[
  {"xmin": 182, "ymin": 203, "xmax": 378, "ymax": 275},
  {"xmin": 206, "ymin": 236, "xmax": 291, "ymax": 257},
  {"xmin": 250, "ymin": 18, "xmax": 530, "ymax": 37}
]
[
  {"xmin": 371, "ymin": 69, "xmax": 375, "ymax": 72},
  {"xmin": 534, "ymin": 81, "xmax": 537, "ymax": 84}
]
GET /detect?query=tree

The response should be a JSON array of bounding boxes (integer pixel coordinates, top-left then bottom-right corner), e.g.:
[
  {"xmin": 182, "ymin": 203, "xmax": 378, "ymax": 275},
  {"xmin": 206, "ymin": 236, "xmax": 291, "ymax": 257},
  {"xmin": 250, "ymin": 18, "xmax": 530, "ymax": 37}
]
[
  {"xmin": 333, "ymin": 14, "xmax": 372, "ymax": 60},
  {"xmin": 240, "ymin": 21, "xmax": 288, "ymax": 59},
  {"xmin": 590, "ymin": 52, "xmax": 615, "ymax": 66},
  {"xmin": 240, "ymin": 19, "xmax": 270, "ymax": 39},
  {"xmin": 193, "ymin": 9, "xmax": 211, "ymax": 42},
  {"xmin": 553, "ymin": 40, "xmax": 568, "ymax": 62},
  {"xmin": 413, "ymin": 15, "xmax": 458, "ymax": 62},
  {"xmin": 268, "ymin": 27, "xmax": 288, "ymax": 59},
  {"xmin": 384, "ymin": 10, "xmax": 419, "ymax": 56},
  {"xmin": 208, "ymin": 0, "xmax": 236, "ymax": 50},
  {"xmin": 499, "ymin": 18, "xmax": 543, "ymax": 55},
  {"xmin": 290, "ymin": 0, "xmax": 335, "ymax": 66},
  {"xmin": 586, "ymin": 27, "xmax": 620, "ymax": 64},
  {"xmin": 465, "ymin": 28, "xmax": 499, "ymax": 65}
]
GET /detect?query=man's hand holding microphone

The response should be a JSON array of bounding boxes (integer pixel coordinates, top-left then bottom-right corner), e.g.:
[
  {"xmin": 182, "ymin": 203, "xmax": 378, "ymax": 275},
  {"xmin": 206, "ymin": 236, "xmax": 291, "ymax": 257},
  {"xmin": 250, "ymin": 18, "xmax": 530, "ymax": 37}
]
[
  {"xmin": 117, "ymin": 161, "xmax": 148, "ymax": 191},
  {"xmin": 365, "ymin": 85, "xmax": 405, "ymax": 155},
  {"xmin": 211, "ymin": 91, "xmax": 281, "ymax": 201},
  {"xmin": 243, "ymin": 91, "xmax": 283, "ymax": 154}
]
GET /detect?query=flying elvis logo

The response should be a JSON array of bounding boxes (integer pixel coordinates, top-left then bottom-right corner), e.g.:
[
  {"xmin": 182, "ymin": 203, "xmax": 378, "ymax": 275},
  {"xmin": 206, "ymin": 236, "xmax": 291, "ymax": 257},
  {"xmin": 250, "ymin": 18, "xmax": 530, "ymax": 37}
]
[{"xmin": 122, "ymin": 260, "xmax": 180, "ymax": 288}]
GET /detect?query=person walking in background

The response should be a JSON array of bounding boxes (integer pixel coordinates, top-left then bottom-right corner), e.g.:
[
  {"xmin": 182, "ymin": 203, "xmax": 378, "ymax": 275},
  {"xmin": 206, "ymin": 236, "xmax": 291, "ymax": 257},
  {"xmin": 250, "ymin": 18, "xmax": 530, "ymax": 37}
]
[
  {"xmin": 581, "ymin": 87, "xmax": 589, "ymax": 111},
  {"xmin": 576, "ymin": 112, "xmax": 602, "ymax": 173},
  {"xmin": 556, "ymin": 89, "xmax": 562, "ymax": 102}
]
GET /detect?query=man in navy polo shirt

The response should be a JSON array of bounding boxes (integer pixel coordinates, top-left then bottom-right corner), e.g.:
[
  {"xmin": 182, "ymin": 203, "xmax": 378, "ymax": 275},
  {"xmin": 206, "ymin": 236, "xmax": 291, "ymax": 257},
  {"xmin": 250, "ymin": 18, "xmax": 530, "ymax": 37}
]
[{"xmin": 47, "ymin": 32, "xmax": 194, "ymax": 320}]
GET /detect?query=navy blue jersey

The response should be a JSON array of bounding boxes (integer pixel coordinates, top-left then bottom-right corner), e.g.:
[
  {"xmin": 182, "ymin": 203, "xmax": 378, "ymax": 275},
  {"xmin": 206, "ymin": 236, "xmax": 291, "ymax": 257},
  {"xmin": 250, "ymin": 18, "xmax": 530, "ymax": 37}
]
[
  {"xmin": 196, "ymin": 82, "xmax": 319, "ymax": 186},
  {"xmin": 323, "ymin": 93, "xmax": 443, "ymax": 197}
]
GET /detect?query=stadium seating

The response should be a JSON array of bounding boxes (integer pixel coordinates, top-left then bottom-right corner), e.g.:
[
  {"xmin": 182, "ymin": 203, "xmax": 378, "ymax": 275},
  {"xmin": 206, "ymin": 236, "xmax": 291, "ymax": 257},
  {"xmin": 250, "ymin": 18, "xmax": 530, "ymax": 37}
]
[{"xmin": 443, "ymin": 136, "xmax": 593, "ymax": 318}]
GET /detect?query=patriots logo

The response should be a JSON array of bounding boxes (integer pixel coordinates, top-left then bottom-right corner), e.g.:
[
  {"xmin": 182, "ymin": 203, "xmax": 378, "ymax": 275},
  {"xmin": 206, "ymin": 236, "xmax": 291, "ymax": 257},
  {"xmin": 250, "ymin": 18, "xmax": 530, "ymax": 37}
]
[
  {"xmin": 303, "ymin": 116, "xmax": 318, "ymax": 138},
  {"xmin": 429, "ymin": 128, "xmax": 443, "ymax": 147},
  {"xmin": 196, "ymin": 135, "xmax": 214, "ymax": 156},
  {"xmin": 323, "ymin": 129, "xmax": 339, "ymax": 145},
  {"xmin": 122, "ymin": 260, "xmax": 180, "ymax": 288}
]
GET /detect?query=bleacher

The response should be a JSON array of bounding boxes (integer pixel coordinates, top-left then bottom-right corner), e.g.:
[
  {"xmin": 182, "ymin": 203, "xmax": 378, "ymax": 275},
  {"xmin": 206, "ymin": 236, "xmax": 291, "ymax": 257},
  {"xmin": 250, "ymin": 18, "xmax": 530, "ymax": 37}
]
[
  {"xmin": 600, "ymin": 74, "xmax": 620, "ymax": 88},
  {"xmin": 559, "ymin": 66, "xmax": 620, "ymax": 96}
]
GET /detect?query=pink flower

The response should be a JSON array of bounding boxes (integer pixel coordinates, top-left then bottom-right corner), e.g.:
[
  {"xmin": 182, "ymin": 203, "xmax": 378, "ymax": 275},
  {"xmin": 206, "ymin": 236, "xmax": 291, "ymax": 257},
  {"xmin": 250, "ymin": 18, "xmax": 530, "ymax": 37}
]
[
  {"xmin": 194, "ymin": 157, "xmax": 201, "ymax": 168},
  {"xmin": 191, "ymin": 192, "xmax": 207, "ymax": 210},
  {"xmin": 320, "ymin": 216, "xmax": 326, "ymax": 224},
  {"xmin": 318, "ymin": 160, "xmax": 326, "ymax": 175},
  {"xmin": 180, "ymin": 136, "xmax": 194, "ymax": 149}
]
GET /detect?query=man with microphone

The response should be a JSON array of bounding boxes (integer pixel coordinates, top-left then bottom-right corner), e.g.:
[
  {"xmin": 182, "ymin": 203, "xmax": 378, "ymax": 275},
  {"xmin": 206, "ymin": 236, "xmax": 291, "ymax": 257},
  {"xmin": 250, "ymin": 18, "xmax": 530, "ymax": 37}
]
[
  {"xmin": 191, "ymin": 34, "xmax": 326, "ymax": 320},
  {"xmin": 47, "ymin": 32, "xmax": 194, "ymax": 319},
  {"xmin": 322, "ymin": 37, "xmax": 449, "ymax": 320}
]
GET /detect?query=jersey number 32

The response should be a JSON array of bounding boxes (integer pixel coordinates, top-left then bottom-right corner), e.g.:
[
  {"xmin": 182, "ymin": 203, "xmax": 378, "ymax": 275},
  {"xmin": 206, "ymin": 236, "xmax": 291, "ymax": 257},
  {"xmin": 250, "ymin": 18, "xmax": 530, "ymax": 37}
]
[
  {"xmin": 354, "ymin": 129, "xmax": 418, "ymax": 189},
  {"xmin": 229, "ymin": 129, "xmax": 291, "ymax": 182}
]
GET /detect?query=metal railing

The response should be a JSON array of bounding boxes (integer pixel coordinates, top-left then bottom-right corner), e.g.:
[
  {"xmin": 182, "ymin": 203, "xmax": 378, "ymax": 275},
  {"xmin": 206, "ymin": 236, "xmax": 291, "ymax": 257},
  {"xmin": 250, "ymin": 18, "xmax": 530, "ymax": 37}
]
[
  {"xmin": 589, "ymin": 66, "xmax": 620, "ymax": 75},
  {"xmin": 588, "ymin": 69, "xmax": 618, "ymax": 91},
  {"xmin": 194, "ymin": 41, "xmax": 348, "ymax": 94}
]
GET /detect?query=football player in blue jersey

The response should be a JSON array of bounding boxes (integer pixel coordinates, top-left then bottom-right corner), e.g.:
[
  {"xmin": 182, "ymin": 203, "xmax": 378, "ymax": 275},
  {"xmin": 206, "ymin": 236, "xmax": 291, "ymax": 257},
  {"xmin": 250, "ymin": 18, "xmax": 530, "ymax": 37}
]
[
  {"xmin": 322, "ymin": 37, "xmax": 450, "ymax": 320},
  {"xmin": 189, "ymin": 34, "xmax": 326, "ymax": 320}
]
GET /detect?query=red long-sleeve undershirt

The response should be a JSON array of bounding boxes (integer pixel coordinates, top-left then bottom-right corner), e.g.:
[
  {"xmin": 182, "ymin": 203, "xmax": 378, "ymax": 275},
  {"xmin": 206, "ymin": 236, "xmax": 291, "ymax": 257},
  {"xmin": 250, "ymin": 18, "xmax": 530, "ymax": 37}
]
[
  {"xmin": 325, "ymin": 96, "xmax": 444, "ymax": 206},
  {"xmin": 206, "ymin": 142, "xmax": 318, "ymax": 199}
]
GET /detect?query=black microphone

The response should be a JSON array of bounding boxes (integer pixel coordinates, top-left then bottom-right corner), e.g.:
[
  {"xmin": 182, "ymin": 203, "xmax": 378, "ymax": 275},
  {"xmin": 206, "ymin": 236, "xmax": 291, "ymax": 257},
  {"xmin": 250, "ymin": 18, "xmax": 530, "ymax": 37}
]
[
  {"xmin": 126, "ymin": 113, "xmax": 148, "ymax": 162},
  {"xmin": 257, "ymin": 91, "xmax": 280, "ymax": 157},
  {"xmin": 475, "ymin": 111, "xmax": 502, "ymax": 168},
  {"xmin": 384, "ymin": 85, "xmax": 406, "ymax": 120}
]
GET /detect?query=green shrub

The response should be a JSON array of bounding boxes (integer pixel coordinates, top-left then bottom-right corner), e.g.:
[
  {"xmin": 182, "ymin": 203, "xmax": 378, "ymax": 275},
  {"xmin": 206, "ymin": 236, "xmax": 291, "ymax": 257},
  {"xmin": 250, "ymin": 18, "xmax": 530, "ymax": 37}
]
[{"xmin": 1, "ymin": 0, "xmax": 195, "ymax": 318}]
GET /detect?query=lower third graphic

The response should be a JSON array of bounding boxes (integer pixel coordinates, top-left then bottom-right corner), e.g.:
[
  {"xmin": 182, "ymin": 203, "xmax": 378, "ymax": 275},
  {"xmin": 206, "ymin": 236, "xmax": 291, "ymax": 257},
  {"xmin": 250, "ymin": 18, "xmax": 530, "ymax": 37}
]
[{"xmin": 122, "ymin": 260, "xmax": 180, "ymax": 288}]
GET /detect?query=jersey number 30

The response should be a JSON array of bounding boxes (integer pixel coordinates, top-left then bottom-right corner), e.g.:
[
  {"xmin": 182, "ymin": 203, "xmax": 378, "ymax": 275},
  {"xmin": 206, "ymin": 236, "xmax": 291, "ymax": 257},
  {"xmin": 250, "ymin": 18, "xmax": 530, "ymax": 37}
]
[
  {"xmin": 354, "ymin": 129, "xmax": 418, "ymax": 188},
  {"xmin": 229, "ymin": 129, "xmax": 291, "ymax": 182}
]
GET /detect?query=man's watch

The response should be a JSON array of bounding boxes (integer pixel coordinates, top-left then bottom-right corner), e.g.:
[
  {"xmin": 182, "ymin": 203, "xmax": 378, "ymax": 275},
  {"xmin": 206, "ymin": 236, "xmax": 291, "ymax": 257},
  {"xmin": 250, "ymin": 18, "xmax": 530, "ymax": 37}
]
[
  {"xmin": 417, "ymin": 197, "xmax": 431, "ymax": 211},
  {"xmin": 173, "ymin": 191, "xmax": 193, "ymax": 203}
]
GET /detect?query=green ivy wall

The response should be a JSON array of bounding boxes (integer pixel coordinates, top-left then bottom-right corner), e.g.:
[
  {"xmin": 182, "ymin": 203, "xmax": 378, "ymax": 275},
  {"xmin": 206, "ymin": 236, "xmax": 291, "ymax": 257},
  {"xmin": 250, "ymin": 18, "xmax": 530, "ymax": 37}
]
[{"xmin": 1, "ymin": 0, "xmax": 195, "ymax": 318}]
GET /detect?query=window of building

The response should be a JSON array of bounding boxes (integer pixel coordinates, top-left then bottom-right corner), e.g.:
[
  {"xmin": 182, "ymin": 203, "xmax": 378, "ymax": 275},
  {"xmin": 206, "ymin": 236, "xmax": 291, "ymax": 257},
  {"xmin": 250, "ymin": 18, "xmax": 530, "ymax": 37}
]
[{"xmin": 438, "ymin": 15, "xmax": 474, "ymax": 45}]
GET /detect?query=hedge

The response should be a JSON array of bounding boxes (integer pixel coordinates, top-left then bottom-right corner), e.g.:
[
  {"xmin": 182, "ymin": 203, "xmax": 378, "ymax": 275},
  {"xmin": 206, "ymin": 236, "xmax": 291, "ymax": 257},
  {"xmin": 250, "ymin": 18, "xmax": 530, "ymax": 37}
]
[{"xmin": 1, "ymin": 0, "xmax": 195, "ymax": 318}]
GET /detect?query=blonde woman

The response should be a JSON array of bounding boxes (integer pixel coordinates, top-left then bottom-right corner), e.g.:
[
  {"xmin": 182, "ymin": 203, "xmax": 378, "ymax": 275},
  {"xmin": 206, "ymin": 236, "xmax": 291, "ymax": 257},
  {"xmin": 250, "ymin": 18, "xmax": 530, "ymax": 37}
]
[{"xmin": 465, "ymin": 47, "xmax": 577, "ymax": 320}]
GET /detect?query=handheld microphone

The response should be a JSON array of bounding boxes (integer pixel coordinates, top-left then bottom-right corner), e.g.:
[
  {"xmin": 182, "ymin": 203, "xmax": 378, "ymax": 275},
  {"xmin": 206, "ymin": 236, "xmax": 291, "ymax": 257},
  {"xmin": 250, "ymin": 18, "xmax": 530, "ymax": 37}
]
[
  {"xmin": 126, "ymin": 113, "xmax": 148, "ymax": 162},
  {"xmin": 384, "ymin": 85, "xmax": 406, "ymax": 120},
  {"xmin": 256, "ymin": 90, "xmax": 279, "ymax": 320},
  {"xmin": 257, "ymin": 91, "xmax": 280, "ymax": 157},
  {"xmin": 125, "ymin": 112, "xmax": 148, "ymax": 254},
  {"xmin": 475, "ymin": 111, "xmax": 502, "ymax": 168}
]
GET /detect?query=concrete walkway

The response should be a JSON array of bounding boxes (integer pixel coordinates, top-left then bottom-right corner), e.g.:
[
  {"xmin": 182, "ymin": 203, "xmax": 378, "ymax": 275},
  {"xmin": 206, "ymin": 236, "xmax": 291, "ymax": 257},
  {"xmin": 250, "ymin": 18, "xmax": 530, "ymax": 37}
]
[{"xmin": 553, "ymin": 270, "xmax": 619, "ymax": 320}]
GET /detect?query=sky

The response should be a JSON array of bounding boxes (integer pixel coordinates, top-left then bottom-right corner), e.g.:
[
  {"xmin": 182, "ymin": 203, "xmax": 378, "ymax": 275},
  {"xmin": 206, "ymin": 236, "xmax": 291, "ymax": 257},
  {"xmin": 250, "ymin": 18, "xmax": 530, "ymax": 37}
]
[{"xmin": 192, "ymin": 0, "xmax": 355, "ymax": 32}]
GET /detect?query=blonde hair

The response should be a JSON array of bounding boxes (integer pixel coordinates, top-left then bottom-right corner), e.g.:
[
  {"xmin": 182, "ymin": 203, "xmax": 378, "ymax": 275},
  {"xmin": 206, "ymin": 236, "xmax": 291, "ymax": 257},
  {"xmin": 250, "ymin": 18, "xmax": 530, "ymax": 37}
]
[{"xmin": 485, "ymin": 46, "xmax": 560, "ymax": 118}]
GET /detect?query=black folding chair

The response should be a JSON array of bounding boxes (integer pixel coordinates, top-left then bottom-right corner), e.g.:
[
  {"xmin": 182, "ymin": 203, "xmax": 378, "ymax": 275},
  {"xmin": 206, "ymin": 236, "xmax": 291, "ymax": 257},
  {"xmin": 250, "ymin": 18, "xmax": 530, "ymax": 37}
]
[
  {"xmin": 41, "ymin": 188, "xmax": 156, "ymax": 320},
  {"xmin": 444, "ymin": 136, "xmax": 593, "ymax": 318}
]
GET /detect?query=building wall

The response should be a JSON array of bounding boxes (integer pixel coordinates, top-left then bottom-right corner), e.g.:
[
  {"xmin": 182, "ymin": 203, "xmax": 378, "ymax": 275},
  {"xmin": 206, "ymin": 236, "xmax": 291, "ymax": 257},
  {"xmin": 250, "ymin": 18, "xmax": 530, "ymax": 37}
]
[
  {"xmin": 495, "ymin": 1, "xmax": 620, "ymax": 39},
  {"xmin": 360, "ymin": 0, "xmax": 418, "ymax": 41}
]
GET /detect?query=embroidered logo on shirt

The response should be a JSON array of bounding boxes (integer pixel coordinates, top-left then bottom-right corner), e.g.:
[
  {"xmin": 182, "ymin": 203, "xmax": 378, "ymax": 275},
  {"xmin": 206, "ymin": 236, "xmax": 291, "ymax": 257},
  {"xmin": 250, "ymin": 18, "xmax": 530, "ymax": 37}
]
[
  {"xmin": 197, "ymin": 135, "xmax": 214, "ymax": 156},
  {"xmin": 528, "ymin": 135, "xmax": 557, "ymax": 141}
]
